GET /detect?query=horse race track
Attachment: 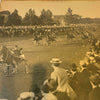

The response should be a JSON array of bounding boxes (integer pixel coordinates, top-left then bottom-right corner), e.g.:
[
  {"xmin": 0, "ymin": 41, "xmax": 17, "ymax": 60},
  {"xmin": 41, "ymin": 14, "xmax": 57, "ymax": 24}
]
[{"xmin": 0, "ymin": 36, "xmax": 93, "ymax": 100}]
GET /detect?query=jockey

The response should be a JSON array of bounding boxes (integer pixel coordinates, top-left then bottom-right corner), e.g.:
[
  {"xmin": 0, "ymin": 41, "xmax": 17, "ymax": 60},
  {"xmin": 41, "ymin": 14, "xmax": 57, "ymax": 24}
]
[
  {"xmin": 12, "ymin": 45, "xmax": 20, "ymax": 56},
  {"xmin": 12, "ymin": 45, "xmax": 25, "ymax": 60},
  {"xmin": 19, "ymin": 48, "xmax": 25, "ymax": 60},
  {"xmin": 12, "ymin": 45, "xmax": 20, "ymax": 52}
]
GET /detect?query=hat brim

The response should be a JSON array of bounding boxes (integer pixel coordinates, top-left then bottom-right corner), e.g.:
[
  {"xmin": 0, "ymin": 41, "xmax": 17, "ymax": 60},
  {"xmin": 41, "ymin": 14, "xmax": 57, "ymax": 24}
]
[{"xmin": 50, "ymin": 61, "xmax": 62, "ymax": 64}]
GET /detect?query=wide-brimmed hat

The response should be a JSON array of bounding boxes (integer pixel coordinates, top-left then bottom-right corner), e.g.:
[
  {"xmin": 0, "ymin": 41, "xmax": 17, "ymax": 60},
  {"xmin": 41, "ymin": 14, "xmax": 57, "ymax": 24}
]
[
  {"xmin": 19, "ymin": 92, "xmax": 35, "ymax": 100},
  {"xmin": 50, "ymin": 58, "xmax": 62, "ymax": 64}
]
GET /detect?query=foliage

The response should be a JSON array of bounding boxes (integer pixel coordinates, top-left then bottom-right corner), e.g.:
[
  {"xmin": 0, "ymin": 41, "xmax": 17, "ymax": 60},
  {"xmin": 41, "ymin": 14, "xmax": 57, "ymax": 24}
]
[
  {"xmin": 0, "ymin": 8, "xmax": 100, "ymax": 26},
  {"xmin": 6, "ymin": 9, "xmax": 22, "ymax": 25},
  {"xmin": 40, "ymin": 9, "xmax": 54, "ymax": 25},
  {"xmin": 65, "ymin": 8, "xmax": 81, "ymax": 24},
  {"xmin": 23, "ymin": 9, "xmax": 40, "ymax": 25},
  {"xmin": 0, "ymin": 16, "xmax": 4, "ymax": 25},
  {"xmin": 65, "ymin": 8, "xmax": 100, "ymax": 24}
]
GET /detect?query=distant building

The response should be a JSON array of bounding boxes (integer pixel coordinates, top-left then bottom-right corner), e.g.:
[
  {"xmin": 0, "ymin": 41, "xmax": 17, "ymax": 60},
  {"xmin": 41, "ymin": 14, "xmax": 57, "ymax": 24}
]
[
  {"xmin": 73, "ymin": 14, "xmax": 81, "ymax": 19},
  {"xmin": 0, "ymin": 10, "xmax": 10, "ymax": 25},
  {"xmin": 52, "ymin": 14, "xmax": 82, "ymax": 25},
  {"xmin": 52, "ymin": 15, "xmax": 66, "ymax": 26}
]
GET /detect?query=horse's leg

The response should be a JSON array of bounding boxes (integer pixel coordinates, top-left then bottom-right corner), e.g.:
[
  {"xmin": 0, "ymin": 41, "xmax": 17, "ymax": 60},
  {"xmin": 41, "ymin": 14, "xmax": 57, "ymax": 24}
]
[
  {"xmin": 15, "ymin": 64, "xmax": 18, "ymax": 73},
  {"xmin": 25, "ymin": 63, "xmax": 29, "ymax": 74},
  {"xmin": 2, "ymin": 63, "xmax": 7, "ymax": 73},
  {"xmin": 33, "ymin": 40, "xmax": 36, "ymax": 45},
  {"xmin": 47, "ymin": 41, "xmax": 50, "ymax": 46},
  {"xmin": 45, "ymin": 39, "xmax": 48, "ymax": 46},
  {"xmin": 37, "ymin": 40, "xmax": 39, "ymax": 45},
  {"xmin": 36, "ymin": 40, "xmax": 38, "ymax": 45},
  {"xmin": 5, "ymin": 63, "xmax": 10, "ymax": 75},
  {"xmin": 51, "ymin": 41, "xmax": 53, "ymax": 46},
  {"xmin": 34, "ymin": 40, "xmax": 36, "ymax": 45},
  {"xmin": 7, "ymin": 64, "xmax": 10, "ymax": 75},
  {"xmin": 12, "ymin": 63, "xmax": 18, "ymax": 73},
  {"xmin": 24, "ymin": 61, "xmax": 29, "ymax": 74}
]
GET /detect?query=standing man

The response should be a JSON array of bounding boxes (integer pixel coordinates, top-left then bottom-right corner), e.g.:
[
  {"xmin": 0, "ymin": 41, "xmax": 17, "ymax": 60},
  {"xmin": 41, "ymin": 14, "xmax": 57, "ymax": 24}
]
[{"xmin": 49, "ymin": 58, "xmax": 77, "ymax": 100}]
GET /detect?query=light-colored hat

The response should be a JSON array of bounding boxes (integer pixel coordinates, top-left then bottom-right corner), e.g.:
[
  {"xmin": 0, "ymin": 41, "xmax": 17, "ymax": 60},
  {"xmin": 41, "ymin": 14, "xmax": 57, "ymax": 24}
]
[
  {"xmin": 19, "ymin": 92, "xmax": 35, "ymax": 100},
  {"xmin": 50, "ymin": 58, "xmax": 62, "ymax": 64},
  {"xmin": 79, "ymin": 59, "xmax": 89, "ymax": 67}
]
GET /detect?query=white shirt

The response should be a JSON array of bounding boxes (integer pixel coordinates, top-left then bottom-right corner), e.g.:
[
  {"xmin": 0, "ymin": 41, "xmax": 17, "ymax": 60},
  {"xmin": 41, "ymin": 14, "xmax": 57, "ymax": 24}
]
[{"xmin": 51, "ymin": 66, "xmax": 77, "ymax": 99}]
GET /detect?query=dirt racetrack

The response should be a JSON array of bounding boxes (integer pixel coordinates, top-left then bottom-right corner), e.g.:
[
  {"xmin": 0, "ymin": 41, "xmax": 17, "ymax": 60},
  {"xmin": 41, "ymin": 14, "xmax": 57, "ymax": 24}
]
[{"xmin": 0, "ymin": 35, "xmax": 96, "ymax": 100}]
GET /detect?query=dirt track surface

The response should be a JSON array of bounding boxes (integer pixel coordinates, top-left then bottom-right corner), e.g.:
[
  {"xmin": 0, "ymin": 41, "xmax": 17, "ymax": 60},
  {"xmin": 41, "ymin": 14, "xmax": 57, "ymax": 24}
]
[{"xmin": 0, "ymin": 36, "xmax": 91, "ymax": 100}]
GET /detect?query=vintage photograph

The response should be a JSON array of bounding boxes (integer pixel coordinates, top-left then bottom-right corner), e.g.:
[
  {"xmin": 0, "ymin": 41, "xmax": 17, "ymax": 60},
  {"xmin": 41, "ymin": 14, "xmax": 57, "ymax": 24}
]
[{"xmin": 0, "ymin": 0, "xmax": 100, "ymax": 100}]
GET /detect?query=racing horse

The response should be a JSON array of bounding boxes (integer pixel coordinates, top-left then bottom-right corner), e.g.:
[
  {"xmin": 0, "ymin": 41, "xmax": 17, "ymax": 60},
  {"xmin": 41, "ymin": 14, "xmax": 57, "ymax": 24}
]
[
  {"xmin": 33, "ymin": 34, "xmax": 43, "ymax": 45},
  {"xmin": 66, "ymin": 32, "xmax": 75, "ymax": 40},
  {"xmin": 46, "ymin": 34, "xmax": 56, "ymax": 46},
  {"xmin": 0, "ymin": 46, "xmax": 29, "ymax": 74}
]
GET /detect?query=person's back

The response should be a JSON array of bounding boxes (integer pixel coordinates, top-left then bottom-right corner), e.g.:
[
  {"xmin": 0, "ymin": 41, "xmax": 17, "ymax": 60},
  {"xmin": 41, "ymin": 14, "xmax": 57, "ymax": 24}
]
[
  {"xmin": 50, "ymin": 58, "xmax": 77, "ymax": 100},
  {"xmin": 51, "ymin": 67, "xmax": 68, "ymax": 92},
  {"xmin": 89, "ymin": 87, "xmax": 100, "ymax": 100}
]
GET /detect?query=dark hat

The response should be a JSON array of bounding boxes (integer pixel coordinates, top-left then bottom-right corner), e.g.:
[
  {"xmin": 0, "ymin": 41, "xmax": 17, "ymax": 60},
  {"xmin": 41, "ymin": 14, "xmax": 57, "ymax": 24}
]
[{"xmin": 42, "ymin": 79, "xmax": 58, "ymax": 93}]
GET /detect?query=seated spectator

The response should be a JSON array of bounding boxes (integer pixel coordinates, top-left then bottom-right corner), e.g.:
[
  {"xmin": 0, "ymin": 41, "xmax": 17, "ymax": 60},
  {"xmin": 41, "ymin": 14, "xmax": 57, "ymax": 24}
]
[
  {"xmin": 41, "ymin": 79, "xmax": 58, "ymax": 100},
  {"xmin": 29, "ymin": 84, "xmax": 42, "ymax": 100},
  {"xmin": 89, "ymin": 71, "xmax": 100, "ymax": 100}
]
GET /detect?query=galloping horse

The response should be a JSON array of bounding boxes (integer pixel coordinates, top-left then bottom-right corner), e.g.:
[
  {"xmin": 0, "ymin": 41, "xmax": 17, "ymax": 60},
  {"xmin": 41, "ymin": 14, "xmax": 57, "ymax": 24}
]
[
  {"xmin": 0, "ymin": 46, "xmax": 29, "ymax": 74},
  {"xmin": 47, "ymin": 35, "xmax": 56, "ymax": 46},
  {"xmin": 33, "ymin": 35, "xmax": 42, "ymax": 45},
  {"xmin": 66, "ymin": 33, "xmax": 75, "ymax": 40}
]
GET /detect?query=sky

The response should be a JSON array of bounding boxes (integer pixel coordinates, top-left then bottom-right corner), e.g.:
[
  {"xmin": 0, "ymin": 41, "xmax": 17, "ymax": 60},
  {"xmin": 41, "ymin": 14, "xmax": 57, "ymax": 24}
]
[{"xmin": 0, "ymin": 1, "xmax": 100, "ymax": 18}]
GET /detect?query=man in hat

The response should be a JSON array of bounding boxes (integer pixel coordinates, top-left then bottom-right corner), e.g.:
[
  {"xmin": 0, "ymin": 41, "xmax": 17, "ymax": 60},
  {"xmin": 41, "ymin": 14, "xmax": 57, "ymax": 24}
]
[
  {"xmin": 19, "ymin": 48, "xmax": 25, "ymax": 60},
  {"xmin": 49, "ymin": 58, "xmax": 77, "ymax": 100}
]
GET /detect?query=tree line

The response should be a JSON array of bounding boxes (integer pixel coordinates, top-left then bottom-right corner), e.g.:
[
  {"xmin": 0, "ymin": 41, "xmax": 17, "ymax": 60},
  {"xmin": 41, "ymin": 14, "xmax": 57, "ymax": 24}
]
[
  {"xmin": 5, "ymin": 9, "xmax": 54, "ymax": 26},
  {"xmin": 65, "ymin": 8, "xmax": 100, "ymax": 24},
  {"xmin": 0, "ymin": 8, "xmax": 100, "ymax": 26}
]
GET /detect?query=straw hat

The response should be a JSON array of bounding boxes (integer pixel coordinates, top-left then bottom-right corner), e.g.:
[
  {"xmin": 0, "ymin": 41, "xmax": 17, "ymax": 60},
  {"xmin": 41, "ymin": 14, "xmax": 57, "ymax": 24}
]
[
  {"xmin": 50, "ymin": 58, "xmax": 62, "ymax": 64},
  {"xmin": 19, "ymin": 92, "xmax": 35, "ymax": 100}
]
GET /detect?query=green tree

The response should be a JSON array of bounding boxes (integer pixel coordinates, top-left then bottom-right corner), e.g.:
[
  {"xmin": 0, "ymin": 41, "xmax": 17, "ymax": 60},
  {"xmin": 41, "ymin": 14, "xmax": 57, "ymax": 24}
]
[
  {"xmin": 72, "ymin": 14, "xmax": 81, "ymax": 24},
  {"xmin": 65, "ymin": 8, "xmax": 82, "ymax": 24},
  {"xmin": 40, "ymin": 9, "xmax": 47, "ymax": 25},
  {"xmin": 65, "ymin": 8, "xmax": 73, "ymax": 24},
  {"xmin": 0, "ymin": 16, "xmax": 4, "ymax": 25},
  {"xmin": 67, "ymin": 8, "xmax": 72, "ymax": 16},
  {"xmin": 7, "ymin": 9, "xmax": 22, "ymax": 25},
  {"xmin": 23, "ymin": 9, "xmax": 39, "ymax": 25},
  {"xmin": 40, "ymin": 9, "xmax": 53, "ymax": 25},
  {"xmin": 23, "ymin": 12, "xmax": 29, "ymax": 25}
]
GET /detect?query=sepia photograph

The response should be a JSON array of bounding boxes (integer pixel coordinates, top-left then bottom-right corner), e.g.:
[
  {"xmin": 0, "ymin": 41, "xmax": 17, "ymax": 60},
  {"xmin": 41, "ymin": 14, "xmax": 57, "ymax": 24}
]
[{"xmin": 0, "ymin": 0, "xmax": 100, "ymax": 100}]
